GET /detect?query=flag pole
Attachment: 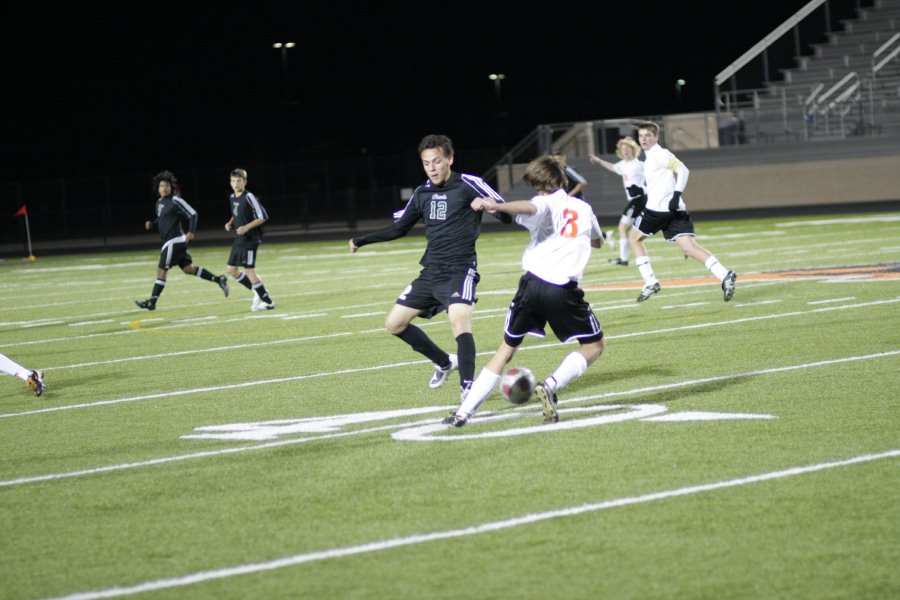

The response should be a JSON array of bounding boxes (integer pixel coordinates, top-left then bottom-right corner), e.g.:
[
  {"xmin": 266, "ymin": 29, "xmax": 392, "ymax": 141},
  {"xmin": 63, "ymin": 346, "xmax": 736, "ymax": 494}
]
[{"xmin": 24, "ymin": 212, "xmax": 35, "ymax": 261}]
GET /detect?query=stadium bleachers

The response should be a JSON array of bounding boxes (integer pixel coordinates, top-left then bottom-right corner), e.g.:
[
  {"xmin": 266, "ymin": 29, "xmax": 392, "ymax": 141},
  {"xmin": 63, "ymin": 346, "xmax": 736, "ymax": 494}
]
[{"xmin": 751, "ymin": 0, "xmax": 900, "ymax": 141}]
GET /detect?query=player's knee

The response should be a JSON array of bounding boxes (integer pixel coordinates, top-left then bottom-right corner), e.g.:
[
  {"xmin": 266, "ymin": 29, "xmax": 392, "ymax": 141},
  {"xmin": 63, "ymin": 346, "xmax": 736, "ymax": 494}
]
[
  {"xmin": 226, "ymin": 265, "xmax": 240, "ymax": 278},
  {"xmin": 384, "ymin": 317, "xmax": 406, "ymax": 335}
]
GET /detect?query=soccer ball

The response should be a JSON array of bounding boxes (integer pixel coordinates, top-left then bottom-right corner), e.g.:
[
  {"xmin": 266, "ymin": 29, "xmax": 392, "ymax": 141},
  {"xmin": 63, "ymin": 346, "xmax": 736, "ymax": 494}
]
[{"xmin": 500, "ymin": 367, "xmax": 536, "ymax": 405}]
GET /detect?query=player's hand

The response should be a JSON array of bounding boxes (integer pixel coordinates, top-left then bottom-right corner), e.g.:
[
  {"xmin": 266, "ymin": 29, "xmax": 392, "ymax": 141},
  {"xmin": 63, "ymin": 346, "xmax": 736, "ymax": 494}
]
[
  {"xmin": 144, "ymin": 221, "xmax": 152, "ymax": 230},
  {"xmin": 589, "ymin": 154, "xmax": 601, "ymax": 164},
  {"xmin": 349, "ymin": 239, "xmax": 359, "ymax": 253},
  {"xmin": 224, "ymin": 222, "xmax": 232, "ymax": 231},
  {"xmin": 236, "ymin": 225, "xmax": 247, "ymax": 235},
  {"xmin": 475, "ymin": 197, "xmax": 498, "ymax": 213},
  {"xmin": 470, "ymin": 198, "xmax": 485, "ymax": 211},
  {"xmin": 185, "ymin": 232, "xmax": 195, "ymax": 243},
  {"xmin": 668, "ymin": 191, "xmax": 682, "ymax": 213}
]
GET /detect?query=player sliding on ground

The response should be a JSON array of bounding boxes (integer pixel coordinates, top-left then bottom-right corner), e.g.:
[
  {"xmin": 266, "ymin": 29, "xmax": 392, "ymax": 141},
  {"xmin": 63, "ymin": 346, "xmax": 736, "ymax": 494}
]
[{"xmin": 444, "ymin": 155, "xmax": 606, "ymax": 427}]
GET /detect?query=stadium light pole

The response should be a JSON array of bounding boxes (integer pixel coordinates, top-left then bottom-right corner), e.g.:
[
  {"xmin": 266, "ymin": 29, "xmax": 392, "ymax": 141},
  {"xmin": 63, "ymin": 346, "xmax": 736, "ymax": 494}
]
[
  {"xmin": 675, "ymin": 78, "xmax": 686, "ymax": 109},
  {"xmin": 273, "ymin": 42, "xmax": 296, "ymax": 100},
  {"xmin": 489, "ymin": 73, "xmax": 506, "ymax": 111}
]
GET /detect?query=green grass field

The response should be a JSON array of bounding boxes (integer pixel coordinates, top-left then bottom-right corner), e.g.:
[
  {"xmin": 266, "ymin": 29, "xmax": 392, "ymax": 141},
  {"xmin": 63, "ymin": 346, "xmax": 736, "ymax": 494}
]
[{"xmin": 1, "ymin": 211, "xmax": 899, "ymax": 599}]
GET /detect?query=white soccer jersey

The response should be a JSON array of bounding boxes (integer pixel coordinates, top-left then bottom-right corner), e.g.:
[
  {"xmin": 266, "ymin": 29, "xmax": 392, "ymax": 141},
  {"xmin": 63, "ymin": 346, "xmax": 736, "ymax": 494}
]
[
  {"xmin": 643, "ymin": 143, "xmax": 689, "ymax": 212},
  {"xmin": 612, "ymin": 159, "xmax": 646, "ymax": 198},
  {"xmin": 515, "ymin": 189, "xmax": 603, "ymax": 285}
]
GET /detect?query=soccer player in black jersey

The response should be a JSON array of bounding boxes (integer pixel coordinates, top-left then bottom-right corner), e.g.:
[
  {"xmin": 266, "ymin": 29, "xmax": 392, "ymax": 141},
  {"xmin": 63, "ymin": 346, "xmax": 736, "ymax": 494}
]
[
  {"xmin": 224, "ymin": 169, "xmax": 275, "ymax": 311},
  {"xmin": 349, "ymin": 135, "xmax": 511, "ymax": 400},
  {"xmin": 135, "ymin": 171, "xmax": 230, "ymax": 310}
]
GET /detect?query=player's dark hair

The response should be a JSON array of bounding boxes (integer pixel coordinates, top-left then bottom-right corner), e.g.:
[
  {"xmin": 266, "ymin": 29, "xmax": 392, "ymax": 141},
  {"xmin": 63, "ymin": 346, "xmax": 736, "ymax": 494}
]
[
  {"xmin": 417, "ymin": 134, "xmax": 454, "ymax": 158},
  {"xmin": 523, "ymin": 156, "xmax": 568, "ymax": 194},
  {"xmin": 152, "ymin": 171, "xmax": 177, "ymax": 196},
  {"xmin": 230, "ymin": 168, "xmax": 248, "ymax": 180}
]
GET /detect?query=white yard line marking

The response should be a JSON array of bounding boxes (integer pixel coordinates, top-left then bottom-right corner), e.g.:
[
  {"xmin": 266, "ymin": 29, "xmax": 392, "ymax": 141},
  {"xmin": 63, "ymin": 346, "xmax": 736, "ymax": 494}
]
[
  {"xmin": 775, "ymin": 215, "xmax": 900, "ymax": 227},
  {"xmin": 808, "ymin": 297, "xmax": 855, "ymax": 305},
  {"xmin": 44, "ymin": 448, "xmax": 900, "ymax": 600},
  {"xmin": 69, "ymin": 320, "xmax": 114, "ymax": 327},
  {"xmin": 2, "ymin": 350, "xmax": 896, "ymax": 488}
]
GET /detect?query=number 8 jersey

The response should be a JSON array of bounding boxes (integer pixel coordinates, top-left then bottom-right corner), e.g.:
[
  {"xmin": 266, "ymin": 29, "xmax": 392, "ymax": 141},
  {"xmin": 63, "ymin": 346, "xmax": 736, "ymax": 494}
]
[{"xmin": 516, "ymin": 189, "xmax": 603, "ymax": 285}]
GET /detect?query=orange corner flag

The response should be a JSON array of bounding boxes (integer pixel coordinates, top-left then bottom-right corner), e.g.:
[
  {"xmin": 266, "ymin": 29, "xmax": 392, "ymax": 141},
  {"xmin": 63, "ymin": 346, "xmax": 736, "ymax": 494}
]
[{"xmin": 14, "ymin": 205, "xmax": 27, "ymax": 217}]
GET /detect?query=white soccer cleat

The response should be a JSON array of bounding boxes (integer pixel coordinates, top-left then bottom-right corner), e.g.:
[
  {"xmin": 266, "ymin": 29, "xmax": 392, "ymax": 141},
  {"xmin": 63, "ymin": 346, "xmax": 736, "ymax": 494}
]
[
  {"xmin": 251, "ymin": 293, "xmax": 263, "ymax": 310},
  {"xmin": 429, "ymin": 354, "xmax": 458, "ymax": 389},
  {"xmin": 252, "ymin": 301, "xmax": 275, "ymax": 312}
]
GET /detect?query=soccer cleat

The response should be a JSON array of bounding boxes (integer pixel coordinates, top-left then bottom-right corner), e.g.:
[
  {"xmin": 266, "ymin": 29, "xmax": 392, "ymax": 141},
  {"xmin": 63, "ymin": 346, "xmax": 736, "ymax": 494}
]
[
  {"xmin": 26, "ymin": 371, "xmax": 44, "ymax": 397},
  {"xmin": 428, "ymin": 354, "xmax": 458, "ymax": 389},
  {"xmin": 534, "ymin": 381, "xmax": 559, "ymax": 424},
  {"xmin": 218, "ymin": 276, "xmax": 230, "ymax": 297},
  {"xmin": 636, "ymin": 282, "xmax": 661, "ymax": 302},
  {"xmin": 722, "ymin": 271, "xmax": 737, "ymax": 302},
  {"xmin": 251, "ymin": 293, "xmax": 262, "ymax": 310},
  {"xmin": 608, "ymin": 258, "xmax": 629, "ymax": 266},
  {"xmin": 442, "ymin": 413, "xmax": 469, "ymax": 428},
  {"xmin": 135, "ymin": 299, "xmax": 156, "ymax": 311},
  {"xmin": 251, "ymin": 301, "xmax": 276, "ymax": 312}
]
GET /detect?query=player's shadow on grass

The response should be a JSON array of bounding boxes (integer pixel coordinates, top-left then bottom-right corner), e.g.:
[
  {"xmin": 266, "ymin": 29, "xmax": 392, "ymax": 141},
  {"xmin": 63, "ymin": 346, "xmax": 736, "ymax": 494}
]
[{"xmin": 565, "ymin": 369, "xmax": 741, "ymax": 408}]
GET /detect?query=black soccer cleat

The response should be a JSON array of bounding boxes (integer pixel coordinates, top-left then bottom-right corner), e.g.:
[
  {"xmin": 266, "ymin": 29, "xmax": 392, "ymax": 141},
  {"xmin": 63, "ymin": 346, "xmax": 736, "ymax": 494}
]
[
  {"xmin": 442, "ymin": 413, "xmax": 468, "ymax": 428},
  {"xmin": 722, "ymin": 271, "xmax": 737, "ymax": 302},
  {"xmin": 637, "ymin": 282, "xmax": 661, "ymax": 302},
  {"xmin": 218, "ymin": 276, "xmax": 230, "ymax": 298},
  {"xmin": 26, "ymin": 371, "xmax": 44, "ymax": 397},
  {"xmin": 135, "ymin": 299, "xmax": 156, "ymax": 311},
  {"xmin": 534, "ymin": 381, "xmax": 559, "ymax": 424},
  {"xmin": 609, "ymin": 258, "xmax": 629, "ymax": 266}
]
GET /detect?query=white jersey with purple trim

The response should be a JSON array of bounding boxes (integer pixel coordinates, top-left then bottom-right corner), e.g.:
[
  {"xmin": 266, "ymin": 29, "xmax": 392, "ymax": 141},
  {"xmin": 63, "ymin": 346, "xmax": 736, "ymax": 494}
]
[{"xmin": 515, "ymin": 189, "xmax": 603, "ymax": 285}]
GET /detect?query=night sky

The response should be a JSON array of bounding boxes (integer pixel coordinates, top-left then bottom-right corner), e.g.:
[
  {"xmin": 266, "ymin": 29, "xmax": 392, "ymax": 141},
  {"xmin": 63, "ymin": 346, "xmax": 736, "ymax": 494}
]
[{"xmin": 3, "ymin": 1, "xmax": 862, "ymax": 181}]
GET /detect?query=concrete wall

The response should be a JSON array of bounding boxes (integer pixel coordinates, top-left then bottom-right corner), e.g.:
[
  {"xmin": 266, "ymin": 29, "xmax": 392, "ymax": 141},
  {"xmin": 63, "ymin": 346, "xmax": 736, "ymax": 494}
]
[
  {"xmin": 501, "ymin": 136, "xmax": 900, "ymax": 218},
  {"xmin": 686, "ymin": 153, "xmax": 900, "ymax": 211}
]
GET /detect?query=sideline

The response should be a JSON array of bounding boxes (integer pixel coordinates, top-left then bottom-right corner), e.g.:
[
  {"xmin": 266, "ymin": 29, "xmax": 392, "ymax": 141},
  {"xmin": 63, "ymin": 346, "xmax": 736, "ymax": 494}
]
[{"xmin": 45, "ymin": 448, "xmax": 900, "ymax": 600}]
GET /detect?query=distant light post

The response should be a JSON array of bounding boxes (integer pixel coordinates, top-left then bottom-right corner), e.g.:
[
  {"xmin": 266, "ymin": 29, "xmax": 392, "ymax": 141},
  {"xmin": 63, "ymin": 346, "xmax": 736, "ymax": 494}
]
[
  {"xmin": 675, "ymin": 78, "xmax": 686, "ymax": 108},
  {"xmin": 489, "ymin": 73, "xmax": 506, "ymax": 111},
  {"xmin": 273, "ymin": 42, "xmax": 296, "ymax": 100}
]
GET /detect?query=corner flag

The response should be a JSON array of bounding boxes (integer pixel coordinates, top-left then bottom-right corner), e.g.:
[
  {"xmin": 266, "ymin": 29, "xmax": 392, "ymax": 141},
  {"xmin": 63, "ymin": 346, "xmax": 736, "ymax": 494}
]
[{"xmin": 13, "ymin": 204, "xmax": 36, "ymax": 261}]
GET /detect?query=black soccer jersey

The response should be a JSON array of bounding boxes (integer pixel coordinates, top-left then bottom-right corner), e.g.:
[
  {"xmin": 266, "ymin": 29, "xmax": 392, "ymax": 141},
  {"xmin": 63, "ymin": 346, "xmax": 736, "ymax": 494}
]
[
  {"xmin": 152, "ymin": 195, "xmax": 198, "ymax": 242},
  {"xmin": 352, "ymin": 172, "xmax": 507, "ymax": 267},
  {"xmin": 229, "ymin": 191, "xmax": 268, "ymax": 244}
]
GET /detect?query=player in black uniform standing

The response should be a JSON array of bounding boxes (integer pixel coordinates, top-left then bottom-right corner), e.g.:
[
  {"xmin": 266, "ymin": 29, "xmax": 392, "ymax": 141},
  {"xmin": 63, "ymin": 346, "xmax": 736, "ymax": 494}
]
[
  {"xmin": 135, "ymin": 171, "xmax": 230, "ymax": 310},
  {"xmin": 349, "ymin": 135, "xmax": 510, "ymax": 400},
  {"xmin": 224, "ymin": 168, "xmax": 275, "ymax": 311}
]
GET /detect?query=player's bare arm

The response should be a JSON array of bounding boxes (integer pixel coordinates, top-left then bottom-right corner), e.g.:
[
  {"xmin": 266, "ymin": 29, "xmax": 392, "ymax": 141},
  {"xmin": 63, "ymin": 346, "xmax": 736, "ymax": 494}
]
[
  {"xmin": 473, "ymin": 197, "xmax": 536, "ymax": 216},
  {"xmin": 589, "ymin": 154, "xmax": 616, "ymax": 172}
]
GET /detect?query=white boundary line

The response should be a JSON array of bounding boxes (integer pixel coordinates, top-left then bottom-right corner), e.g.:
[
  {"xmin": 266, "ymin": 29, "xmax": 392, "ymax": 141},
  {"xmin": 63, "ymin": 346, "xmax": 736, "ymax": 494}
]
[
  {"xmin": 46, "ymin": 448, "xmax": 900, "ymax": 600},
  {"xmin": 2, "ymin": 350, "xmax": 897, "ymax": 489}
]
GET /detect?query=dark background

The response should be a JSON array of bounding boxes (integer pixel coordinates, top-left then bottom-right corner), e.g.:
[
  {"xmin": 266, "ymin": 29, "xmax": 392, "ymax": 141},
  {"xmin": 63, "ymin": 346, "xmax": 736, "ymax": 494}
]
[{"xmin": 2, "ymin": 1, "xmax": 867, "ymax": 183}]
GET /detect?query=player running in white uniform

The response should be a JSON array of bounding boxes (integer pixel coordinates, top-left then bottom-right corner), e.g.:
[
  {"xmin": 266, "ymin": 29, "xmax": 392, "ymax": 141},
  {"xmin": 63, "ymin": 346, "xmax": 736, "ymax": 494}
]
[
  {"xmin": 444, "ymin": 155, "xmax": 606, "ymax": 427},
  {"xmin": 630, "ymin": 121, "xmax": 737, "ymax": 302},
  {"xmin": 589, "ymin": 136, "xmax": 646, "ymax": 266}
]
